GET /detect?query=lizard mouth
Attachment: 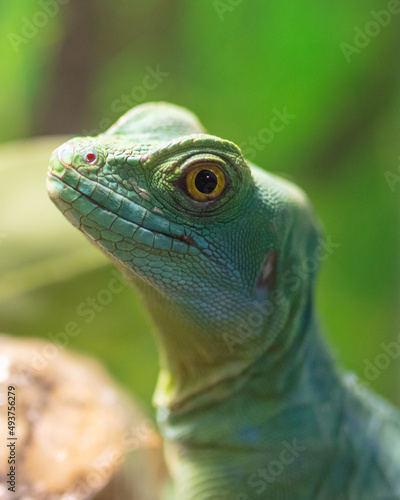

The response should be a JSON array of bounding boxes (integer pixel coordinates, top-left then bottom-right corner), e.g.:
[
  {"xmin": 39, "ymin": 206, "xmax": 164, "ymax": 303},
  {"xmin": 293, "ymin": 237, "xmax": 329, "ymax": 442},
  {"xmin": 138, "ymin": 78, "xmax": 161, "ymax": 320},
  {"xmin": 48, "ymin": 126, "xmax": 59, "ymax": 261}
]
[{"xmin": 47, "ymin": 169, "xmax": 200, "ymax": 256}]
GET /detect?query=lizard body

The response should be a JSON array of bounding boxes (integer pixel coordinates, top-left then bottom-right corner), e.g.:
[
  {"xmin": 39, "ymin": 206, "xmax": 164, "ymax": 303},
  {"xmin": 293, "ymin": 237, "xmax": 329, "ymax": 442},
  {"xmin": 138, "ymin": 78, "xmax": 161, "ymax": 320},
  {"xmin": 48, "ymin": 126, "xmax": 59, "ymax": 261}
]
[{"xmin": 47, "ymin": 102, "xmax": 400, "ymax": 499}]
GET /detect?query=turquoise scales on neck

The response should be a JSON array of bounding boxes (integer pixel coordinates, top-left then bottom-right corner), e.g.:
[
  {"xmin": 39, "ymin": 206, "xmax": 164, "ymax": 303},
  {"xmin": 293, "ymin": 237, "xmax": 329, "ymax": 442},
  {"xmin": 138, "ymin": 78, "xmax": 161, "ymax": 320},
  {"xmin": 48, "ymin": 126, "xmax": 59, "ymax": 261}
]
[{"xmin": 47, "ymin": 102, "xmax": 400, "ymax": 500}]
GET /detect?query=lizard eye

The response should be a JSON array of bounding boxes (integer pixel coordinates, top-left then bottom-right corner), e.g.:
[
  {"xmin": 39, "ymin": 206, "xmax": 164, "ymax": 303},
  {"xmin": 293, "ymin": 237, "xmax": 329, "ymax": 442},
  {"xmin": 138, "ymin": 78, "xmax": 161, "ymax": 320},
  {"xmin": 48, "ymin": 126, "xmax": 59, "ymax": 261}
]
[{"xmin": 185, "ymin": 164, "xmax": 226, "ymax": 201}]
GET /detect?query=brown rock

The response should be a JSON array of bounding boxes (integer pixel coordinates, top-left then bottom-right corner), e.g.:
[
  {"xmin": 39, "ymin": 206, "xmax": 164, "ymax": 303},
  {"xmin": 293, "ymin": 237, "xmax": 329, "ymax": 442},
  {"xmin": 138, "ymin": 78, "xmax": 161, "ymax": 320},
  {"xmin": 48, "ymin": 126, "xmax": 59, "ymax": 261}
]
[{"xmin": 0, "ymin": 335, "xmax": 168, "ymax": 499}]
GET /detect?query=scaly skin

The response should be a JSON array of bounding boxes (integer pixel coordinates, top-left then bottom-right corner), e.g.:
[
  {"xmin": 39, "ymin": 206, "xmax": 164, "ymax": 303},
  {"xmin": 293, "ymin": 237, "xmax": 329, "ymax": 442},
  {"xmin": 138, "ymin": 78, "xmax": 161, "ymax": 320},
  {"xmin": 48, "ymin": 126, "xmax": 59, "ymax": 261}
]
[{"xmin": 47, "ymin": 103, "xmax": 400, "ymax": 499}]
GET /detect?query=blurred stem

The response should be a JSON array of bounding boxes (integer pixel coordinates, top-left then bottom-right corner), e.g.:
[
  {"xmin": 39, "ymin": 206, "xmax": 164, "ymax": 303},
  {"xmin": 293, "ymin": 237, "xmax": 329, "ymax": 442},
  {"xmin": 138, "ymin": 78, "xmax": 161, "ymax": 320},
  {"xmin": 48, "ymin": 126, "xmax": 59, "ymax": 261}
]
[{"xmin": 36, "ymin": 0, "xmax": 98, "ymax": 135}]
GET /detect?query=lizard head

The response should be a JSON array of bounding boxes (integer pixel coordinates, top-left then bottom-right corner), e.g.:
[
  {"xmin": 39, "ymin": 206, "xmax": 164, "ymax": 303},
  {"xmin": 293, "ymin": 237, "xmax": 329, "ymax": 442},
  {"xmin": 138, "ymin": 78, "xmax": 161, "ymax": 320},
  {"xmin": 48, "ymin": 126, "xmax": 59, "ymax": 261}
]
[{"xmin": 47, "ymin": 103, "xmax": 321, "ymax": 409}]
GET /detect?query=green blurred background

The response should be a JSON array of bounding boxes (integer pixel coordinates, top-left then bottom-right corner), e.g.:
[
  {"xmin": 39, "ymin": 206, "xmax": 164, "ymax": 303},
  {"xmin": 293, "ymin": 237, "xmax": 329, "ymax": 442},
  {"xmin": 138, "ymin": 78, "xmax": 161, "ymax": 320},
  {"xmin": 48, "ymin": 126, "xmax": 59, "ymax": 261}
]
[{"xmin": 0, "ymin": 0, "xmax": 399, "ymax": 411}]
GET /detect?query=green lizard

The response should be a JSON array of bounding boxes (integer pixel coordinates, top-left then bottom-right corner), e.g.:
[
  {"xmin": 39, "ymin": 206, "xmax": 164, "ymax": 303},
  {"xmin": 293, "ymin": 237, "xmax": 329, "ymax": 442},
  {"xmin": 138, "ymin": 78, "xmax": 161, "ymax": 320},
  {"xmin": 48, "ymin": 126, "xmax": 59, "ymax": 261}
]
[{"xmin": 47, "ymin": 102, "xmax": 400, "ymax": 499}]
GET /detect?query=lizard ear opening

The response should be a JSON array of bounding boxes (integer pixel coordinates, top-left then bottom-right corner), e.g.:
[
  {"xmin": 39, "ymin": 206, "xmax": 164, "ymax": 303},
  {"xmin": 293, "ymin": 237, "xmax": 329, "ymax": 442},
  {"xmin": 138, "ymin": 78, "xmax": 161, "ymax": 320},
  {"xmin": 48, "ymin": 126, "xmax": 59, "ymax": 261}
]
[{"xmin": 255, "ymin": 250, "xmax": 279, "ymax": 298}]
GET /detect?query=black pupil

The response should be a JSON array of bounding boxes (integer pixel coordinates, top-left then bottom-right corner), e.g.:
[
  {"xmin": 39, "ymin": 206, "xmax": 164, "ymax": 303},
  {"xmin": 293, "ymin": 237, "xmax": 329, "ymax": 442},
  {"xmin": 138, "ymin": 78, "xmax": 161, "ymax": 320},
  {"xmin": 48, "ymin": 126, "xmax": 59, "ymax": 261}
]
[{"xmin": 195, "ymin": 169, "xmax": 218, "ymax": 194}]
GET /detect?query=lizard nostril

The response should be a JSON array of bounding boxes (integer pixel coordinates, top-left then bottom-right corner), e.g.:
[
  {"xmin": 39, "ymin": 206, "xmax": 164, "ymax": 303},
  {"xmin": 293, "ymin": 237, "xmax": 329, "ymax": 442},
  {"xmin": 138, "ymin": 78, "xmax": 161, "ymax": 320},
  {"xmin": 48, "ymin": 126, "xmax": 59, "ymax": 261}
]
[
  {"xmin": 85, "ymin": 152, "xmax": 97, "ymax": 164},
  {"xmin": 82, "ymin": 149, "xmax": 104, "ymax": 167}
]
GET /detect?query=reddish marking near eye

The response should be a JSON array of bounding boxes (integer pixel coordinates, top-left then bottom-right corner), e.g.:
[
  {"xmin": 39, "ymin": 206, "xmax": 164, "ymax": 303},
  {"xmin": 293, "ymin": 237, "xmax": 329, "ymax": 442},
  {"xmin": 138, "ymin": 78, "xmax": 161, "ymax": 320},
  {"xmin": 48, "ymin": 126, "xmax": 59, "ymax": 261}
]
[{"xmin": 85, "ymin": 152, "xmax": 97, "ymax": 163}]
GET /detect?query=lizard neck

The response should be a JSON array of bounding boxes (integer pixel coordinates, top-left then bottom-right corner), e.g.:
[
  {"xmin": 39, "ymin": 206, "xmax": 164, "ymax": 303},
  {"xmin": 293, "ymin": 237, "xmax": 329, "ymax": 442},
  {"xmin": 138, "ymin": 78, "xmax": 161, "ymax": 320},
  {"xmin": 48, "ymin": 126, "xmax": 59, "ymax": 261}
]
[
  {"xmin": 119, "ymin": 257, "xmax": 283, "ymax": 409},
  {"xmin": 157, "ymin": 305, "xmax": 349, "ymax": 499},
  {"xmin": 159, "ymin": 297, "xmax": 343, "ymax": 435},
  {"xmin": 133, "ymin": 274, "xmax": 268, "ymax": 409},
  {"xmin": 125, "ymin": 257, "xmax": 340, "ymax": 412},
  {"xmin": 156, "ymin": 304, "xmax": 400, "ymax": 500}
]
